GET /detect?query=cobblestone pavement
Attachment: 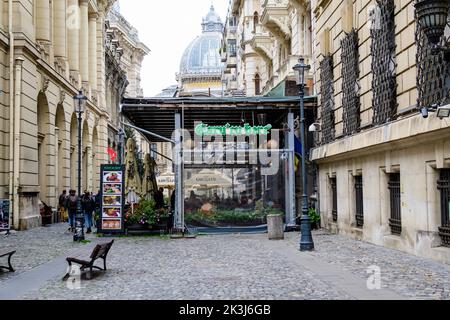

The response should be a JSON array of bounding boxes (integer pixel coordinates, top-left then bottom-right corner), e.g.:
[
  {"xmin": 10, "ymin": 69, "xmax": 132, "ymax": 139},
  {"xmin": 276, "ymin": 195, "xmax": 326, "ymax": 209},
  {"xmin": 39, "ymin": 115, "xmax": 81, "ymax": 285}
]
[
  {"xmin": 0, "ymin": 223, "xmax": 98, "ymax": 283},
  {"xmin": 2, "ymin": 224, "xmax": 450, "ymax": 300}
]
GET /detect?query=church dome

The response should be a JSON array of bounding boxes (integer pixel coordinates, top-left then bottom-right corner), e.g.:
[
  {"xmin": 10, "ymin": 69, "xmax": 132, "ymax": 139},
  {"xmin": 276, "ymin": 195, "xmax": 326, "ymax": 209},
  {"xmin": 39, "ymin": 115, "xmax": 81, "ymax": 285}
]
[{"xmin": 179, "ymin": 5, "xmax": 223, "ymax": 78}]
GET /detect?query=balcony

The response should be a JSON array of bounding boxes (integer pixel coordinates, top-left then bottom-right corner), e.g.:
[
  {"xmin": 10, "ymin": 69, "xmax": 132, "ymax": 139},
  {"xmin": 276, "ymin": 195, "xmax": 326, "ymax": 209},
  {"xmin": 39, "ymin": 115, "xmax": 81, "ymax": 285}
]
[
  {"xmin": 227, "ymin": 56, "xmax": 237, "ymax": 69},
  {"xmin": 250, "ymin": 25, "xmax": 273, "ymax": 62},
  {"xmin": 261, "ymin": 0, "xmax": 291, "ymax": 42}
]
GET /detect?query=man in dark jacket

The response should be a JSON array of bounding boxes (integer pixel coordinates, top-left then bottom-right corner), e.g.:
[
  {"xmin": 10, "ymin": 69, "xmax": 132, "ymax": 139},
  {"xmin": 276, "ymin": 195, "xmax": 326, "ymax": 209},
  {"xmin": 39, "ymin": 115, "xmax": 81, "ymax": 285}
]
[
  {"xmin": 154, "ymin": 187, "xmax": 165, "ymax": 209},
  {"xmin": 81, "ymin": 191, "xmax": 95, "ymax": 234},
  {"xmin": 65, "ymin": 190, "xmax": 78, "ymax": 232}
]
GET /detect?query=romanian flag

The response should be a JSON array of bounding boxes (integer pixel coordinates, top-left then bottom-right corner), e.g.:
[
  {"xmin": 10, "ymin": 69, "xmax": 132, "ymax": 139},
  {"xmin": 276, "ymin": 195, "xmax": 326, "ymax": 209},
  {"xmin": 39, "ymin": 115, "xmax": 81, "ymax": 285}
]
[{"xmin": 108, "ymin": 147, "xmax": 118, "ymax": 163}]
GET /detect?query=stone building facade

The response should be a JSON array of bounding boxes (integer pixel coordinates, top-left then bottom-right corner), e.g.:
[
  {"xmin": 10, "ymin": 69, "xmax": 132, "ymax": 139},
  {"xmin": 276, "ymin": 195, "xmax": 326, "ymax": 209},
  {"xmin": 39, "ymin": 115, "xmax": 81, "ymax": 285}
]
[
  {"xmin": 107, "ymin": 5, "xmax": 150, "ymax": 159},
  {"xmin": 310, "ymin": 0, "xmax": 450, "ymax": 263},
  {"xmin": 2, "ymin": 0, "xmax": 147, "ymax": 230},
  {"xmin": 222, "ymin": 0, "xmax": 313, "ymax": 97}
]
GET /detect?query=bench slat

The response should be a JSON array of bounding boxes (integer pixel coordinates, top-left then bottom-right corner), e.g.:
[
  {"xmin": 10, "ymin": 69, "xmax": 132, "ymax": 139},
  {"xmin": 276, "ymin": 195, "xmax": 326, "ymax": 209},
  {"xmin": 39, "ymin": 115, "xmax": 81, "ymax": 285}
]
[{"xmin": 0, "ymin": 250, "xmax": 15, "ymax": 257}]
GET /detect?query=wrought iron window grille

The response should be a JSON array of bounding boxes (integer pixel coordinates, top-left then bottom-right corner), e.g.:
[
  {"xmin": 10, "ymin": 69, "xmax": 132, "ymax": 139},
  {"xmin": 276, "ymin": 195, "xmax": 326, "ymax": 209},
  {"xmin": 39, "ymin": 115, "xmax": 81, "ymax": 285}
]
[
  {"xmin": 341, "ymin": 29, "xmax": 361, "ymax": 136},
  {"xmin": 320, "ymin": 55, "xmax": 335, "ymax": 145},
  {"xmin": 388, "ymin": 173, "xmax": 402, "ymax": 235},
  {"xmin": 438, "ymin": 169, "xmax": 450, "ymax": 247},
  {"xmin": 415, "ymin": 3, "xmax": 450, "ymax": 112},
  {"xmin": 331, "ymin": 177, "xmax": 338, "ymax": 222},
  {"xmin": 355, "ymin": 176, "xmax": 364, "ymax": 228},
  {"xmin": 371, "ymin": 0, "xmax": 398, "ymax": 125}
]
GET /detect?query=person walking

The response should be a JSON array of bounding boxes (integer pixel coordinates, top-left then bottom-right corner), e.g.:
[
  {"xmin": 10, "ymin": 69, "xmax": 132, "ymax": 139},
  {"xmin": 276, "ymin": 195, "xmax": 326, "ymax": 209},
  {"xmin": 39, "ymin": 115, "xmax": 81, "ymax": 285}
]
[
  {"xmin": 154, "ymin": 187, "xmax": 165, "ymax": 209},
  {"xmin": 58, "ymin": 190, "xmax": 68, "ymax": 222},
  {"xmin": 81, "ymin": 191, "xmax": 95, "ymax": 234},
  {"xmin": 65, "ymin": 190, "xmax": 78, "ymax": 232}
]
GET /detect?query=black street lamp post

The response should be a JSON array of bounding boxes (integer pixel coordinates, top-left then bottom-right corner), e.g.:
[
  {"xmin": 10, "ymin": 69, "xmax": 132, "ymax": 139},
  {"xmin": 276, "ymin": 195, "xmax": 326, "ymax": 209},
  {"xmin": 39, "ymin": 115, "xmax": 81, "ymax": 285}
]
[
  {"xmin": 293, "ymin": 57, "xmax": 314, "ymax": 252},
  {"xmin": 73, "ymin": 91, "xmax": 87, "ymax": 242}
]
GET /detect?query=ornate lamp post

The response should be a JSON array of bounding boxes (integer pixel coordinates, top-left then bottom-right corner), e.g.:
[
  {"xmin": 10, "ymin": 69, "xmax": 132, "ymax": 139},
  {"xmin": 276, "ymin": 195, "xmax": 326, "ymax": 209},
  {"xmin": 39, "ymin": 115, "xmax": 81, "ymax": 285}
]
[
  {"xmin": 415, "ymin": 0, "xmax": 450, "ymax": 118},
  {"xmin": 293, "ymin": 57, "xmax": 314, "ymax": 252},
  {"xmin": 73, "ymin": 91, "xmax": 87, "ymax": 242},
  {"xmin": 415, "ymin": 0, "xmax": 449, "ymax": 53}
]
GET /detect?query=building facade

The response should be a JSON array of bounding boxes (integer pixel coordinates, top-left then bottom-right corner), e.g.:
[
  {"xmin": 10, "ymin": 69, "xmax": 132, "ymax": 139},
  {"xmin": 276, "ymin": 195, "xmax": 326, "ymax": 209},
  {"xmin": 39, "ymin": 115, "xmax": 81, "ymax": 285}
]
[
  {"xmin": 310, "ymin": 0, "xmax": 450, "ymax": 263},
  {"xmin": 2, "ymin": 0, "xmax": 147, "ymax": 230},
  {"xmin": 107, "ymin": 4, "xmax": 150, "ymax": 158},
  {"xmin": 222, "ymin": 0, "xmax": 313, "ymax": 97}
]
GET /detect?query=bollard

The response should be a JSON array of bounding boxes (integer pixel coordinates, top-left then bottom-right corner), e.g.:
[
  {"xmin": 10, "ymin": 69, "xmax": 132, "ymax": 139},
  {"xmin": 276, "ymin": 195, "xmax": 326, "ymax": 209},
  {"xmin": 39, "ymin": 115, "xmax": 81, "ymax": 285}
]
[{"xmin": 267, "ymin": 214, "xmax": 284, "ymax": 240}]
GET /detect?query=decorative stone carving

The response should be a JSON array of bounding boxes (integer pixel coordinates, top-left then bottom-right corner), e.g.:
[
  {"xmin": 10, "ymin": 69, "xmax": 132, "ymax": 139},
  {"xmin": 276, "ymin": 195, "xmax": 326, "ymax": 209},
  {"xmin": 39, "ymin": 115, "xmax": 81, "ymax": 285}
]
[{"xmin": 41, "ymin": 76, "xmax": 50, "ymax": 93}]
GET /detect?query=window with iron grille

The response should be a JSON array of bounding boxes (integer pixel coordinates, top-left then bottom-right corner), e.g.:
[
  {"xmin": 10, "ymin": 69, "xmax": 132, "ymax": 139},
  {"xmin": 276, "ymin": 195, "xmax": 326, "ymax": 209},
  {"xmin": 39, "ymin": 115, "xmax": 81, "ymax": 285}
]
[
  {"xmin": 331, "ymin": 177, "xmax": 337, "ymax": 222},
  {"xmin": 371, "ymin": 0, "xmax": 398, "ymax": 125},
  {"xmin": 341, "ymin": 29, "xmax": 361, "ymax": 136},
  {"xmin": 388, "ymin": 173, "xmax": 402, "ymax": 235},
  {"xmin": 320, "ymin": 55, "xmax": 335, "ymax": 144},
  {"xmin": 438, "ymin": 169, "xmax": 450, "ymax": 247},
  {"xmin": 415, "ymin": 2, "xmax": 449, "ymax": 111},
  {"xmin": 355, "ymin": 176, "xmax": 364, "ymax": 227}
]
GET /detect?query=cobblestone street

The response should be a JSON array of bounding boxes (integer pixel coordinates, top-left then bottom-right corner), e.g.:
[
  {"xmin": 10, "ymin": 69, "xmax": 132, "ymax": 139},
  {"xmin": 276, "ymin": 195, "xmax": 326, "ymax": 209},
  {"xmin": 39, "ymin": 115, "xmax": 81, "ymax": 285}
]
[{"xmin": 1, "ymin": 223, "xmax": 450, "ymax": 300}]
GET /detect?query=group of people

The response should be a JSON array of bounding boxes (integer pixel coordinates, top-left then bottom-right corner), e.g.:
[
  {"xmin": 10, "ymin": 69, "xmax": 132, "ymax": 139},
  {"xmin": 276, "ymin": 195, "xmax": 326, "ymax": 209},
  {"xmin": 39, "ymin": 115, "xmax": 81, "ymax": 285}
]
[{"xmin": 58, "ymin": 190, "xmax": 101, "ymax": 234}]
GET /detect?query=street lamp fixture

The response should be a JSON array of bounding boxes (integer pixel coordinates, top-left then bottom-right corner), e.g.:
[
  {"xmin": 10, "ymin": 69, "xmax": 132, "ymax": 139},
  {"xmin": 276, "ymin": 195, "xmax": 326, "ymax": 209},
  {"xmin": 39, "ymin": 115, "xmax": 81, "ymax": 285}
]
[
  {"xmin": 415, "ymin": 0, "xmax": 450, "ymax": 58},
  {"xmin": 73, "ymin": 90, "xmax": 87, "ymax": 242},
  {"xmin": 293, "ymin": 57, "xmax": 315, "ymax": 252}
]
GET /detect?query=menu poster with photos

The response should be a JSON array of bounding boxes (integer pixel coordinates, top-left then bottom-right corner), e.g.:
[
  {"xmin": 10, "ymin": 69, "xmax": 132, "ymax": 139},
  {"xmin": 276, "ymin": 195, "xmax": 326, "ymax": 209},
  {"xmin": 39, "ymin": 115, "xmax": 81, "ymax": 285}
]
[
  {"xmin": 100, "ymin": 165, "xmax": 125, "ymax": 234},
  {"xmin": 0, "ymin": 199, "xmax": 10, "ymax": 231}
]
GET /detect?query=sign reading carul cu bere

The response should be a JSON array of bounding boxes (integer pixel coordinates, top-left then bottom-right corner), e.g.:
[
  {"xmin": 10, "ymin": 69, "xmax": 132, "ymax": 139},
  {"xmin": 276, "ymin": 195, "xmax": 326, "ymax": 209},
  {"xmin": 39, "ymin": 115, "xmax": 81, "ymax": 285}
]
[
  {"xmin": 99, "ymin": 164, "xmax": 125, "ymax": 234},
  {"xmin": 0, "ymin": 199, "xmax": 10, "ymax": 231},
  {"xmin": 195, "ymin": 123, "xmax": 272, "ymax": 136}
]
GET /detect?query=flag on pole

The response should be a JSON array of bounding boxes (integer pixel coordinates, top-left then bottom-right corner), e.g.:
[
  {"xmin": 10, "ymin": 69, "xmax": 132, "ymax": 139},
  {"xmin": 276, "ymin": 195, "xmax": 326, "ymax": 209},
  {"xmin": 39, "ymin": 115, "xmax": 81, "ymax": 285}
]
[
  {"xmin": 108, "ymin": 147, "xmax": 118, "ymax": 163},
  {"xmin": 294, "ymin": 136, "xmax": 303, "ymax": 172}
]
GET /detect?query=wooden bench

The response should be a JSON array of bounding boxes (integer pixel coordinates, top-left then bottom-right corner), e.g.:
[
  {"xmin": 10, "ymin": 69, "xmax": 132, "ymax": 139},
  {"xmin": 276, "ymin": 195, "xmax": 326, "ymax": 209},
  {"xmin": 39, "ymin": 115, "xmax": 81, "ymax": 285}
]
[
  {"xmin": 0, "ymin": 250, "xmax": 16, "ymax": 272},
  {"xmin": 63, "ymin": 240, "xmax": 114, "ymax": 280}
]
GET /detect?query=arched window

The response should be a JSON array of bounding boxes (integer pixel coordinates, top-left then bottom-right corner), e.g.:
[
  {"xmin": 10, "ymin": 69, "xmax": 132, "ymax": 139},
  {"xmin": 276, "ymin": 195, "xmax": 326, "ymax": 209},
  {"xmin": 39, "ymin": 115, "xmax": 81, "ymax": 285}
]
[
  {"xmin": 254, "ymin": 74, "xmax": 261, "ymax": 96},
  {"xmin": 253, "ymin": 12, "xmax": 259, "ymax": 33}
]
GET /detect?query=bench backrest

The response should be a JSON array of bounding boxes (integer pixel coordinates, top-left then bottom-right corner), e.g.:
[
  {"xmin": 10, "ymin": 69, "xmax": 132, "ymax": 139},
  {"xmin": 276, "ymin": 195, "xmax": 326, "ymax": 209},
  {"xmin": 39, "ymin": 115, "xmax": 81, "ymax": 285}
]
[{"xmin": 90, "ymin": 240, "xmax": 114, "ymax": 260}]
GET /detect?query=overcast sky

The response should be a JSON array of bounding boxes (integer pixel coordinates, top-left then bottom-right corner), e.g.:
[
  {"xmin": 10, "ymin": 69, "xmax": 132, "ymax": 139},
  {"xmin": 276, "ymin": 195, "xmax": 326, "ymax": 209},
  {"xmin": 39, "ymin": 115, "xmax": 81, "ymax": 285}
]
[{"xmin": 119, "ymin": 0, "xmax": 229, "ymax": 97}]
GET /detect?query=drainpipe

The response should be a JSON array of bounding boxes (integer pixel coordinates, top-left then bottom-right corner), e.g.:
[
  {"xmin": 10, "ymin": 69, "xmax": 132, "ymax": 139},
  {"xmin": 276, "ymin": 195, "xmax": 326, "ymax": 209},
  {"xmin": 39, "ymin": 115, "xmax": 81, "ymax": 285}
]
[
  {"xmin": 13, "ymin": 57, "xmax": 24, "ymax": 229},
  {"xmin": 8, "ymin": 0, "xmax": 14, "ymax": 229}
]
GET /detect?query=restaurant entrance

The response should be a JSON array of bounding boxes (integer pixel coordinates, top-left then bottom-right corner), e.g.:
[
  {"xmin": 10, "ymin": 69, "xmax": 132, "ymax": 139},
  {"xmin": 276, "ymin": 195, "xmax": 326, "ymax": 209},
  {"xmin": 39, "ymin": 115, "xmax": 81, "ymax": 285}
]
[{"xmin": 121, "ymin": 96, "xmax": 317, "ymax": 232}]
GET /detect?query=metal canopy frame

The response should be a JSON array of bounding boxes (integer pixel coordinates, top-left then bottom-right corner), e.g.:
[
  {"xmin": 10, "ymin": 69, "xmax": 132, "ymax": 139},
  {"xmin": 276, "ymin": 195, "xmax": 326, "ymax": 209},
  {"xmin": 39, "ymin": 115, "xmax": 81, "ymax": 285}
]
[{"xmin": 121, "ymin": 96, "xmax": 317, "ymax": 232}]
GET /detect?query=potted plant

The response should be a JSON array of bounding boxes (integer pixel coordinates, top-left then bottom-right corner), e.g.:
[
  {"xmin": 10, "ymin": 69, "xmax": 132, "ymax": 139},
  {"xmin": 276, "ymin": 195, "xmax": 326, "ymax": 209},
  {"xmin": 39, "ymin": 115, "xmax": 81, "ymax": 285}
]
[{"xmin": 308, "ymin": 208, "xmax": 321, "ymax": 230}]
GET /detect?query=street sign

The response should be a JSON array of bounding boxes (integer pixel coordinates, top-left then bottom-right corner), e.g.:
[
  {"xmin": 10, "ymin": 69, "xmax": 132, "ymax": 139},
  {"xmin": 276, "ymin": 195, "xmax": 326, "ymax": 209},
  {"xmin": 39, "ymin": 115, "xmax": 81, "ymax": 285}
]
[
  {"xmin": 99, "ymin": 164, "xmax": 126, "ymax": 234},
  {"xmin": 0, "ymin": 199, "xmax": 10, "ymax": 232}
]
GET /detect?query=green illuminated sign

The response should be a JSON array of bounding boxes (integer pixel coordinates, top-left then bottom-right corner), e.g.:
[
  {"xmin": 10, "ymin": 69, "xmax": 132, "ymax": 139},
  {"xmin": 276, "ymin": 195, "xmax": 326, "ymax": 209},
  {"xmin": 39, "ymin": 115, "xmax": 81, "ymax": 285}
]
[{"xmin": 195, "ymin": 123, "xmax": 272, "ymax": 136}]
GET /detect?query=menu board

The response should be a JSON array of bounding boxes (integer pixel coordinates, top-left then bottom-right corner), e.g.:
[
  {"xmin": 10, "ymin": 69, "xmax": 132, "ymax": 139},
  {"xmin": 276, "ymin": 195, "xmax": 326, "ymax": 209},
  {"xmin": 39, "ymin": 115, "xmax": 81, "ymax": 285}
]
[
  {"xmin": 0, "ymin": 199, "xmax": 10, "ymax": 232},
  {"xmin": 99, "ymin": 165, "xmax": 125, "ymax": 234}
]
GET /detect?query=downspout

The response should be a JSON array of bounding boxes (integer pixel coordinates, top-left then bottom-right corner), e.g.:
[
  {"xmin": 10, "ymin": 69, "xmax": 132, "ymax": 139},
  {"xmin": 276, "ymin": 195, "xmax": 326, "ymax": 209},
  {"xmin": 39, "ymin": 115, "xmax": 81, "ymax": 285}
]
[
  {"xmin": 13, "ymin": 57, "xmax": 24, "ymax": 230},
  {"xmin": 8, "ymin": 0, "xmax": 14, "ymax": 229}
]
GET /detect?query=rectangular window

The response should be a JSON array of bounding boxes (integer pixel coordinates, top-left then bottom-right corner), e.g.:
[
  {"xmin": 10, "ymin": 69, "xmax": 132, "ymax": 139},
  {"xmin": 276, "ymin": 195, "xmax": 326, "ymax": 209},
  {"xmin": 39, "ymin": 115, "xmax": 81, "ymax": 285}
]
[
  {"xmin": 355, "ymin": 176, "xmax": 364, "ymax": 228},
  {"xmin": 438, "ymin": 169, "xmax": 450, "ymax": 247},
  {"xmin": 388, "ymin": 173, "xmax": 402, "ymax": 235},
  {"xmin": 330, "ymin": 177, "xmax": 337, "ymax": 222},
  {"xmin": 228, "ymin": 39, "xmax": 237, "ymax": 57},
  {"xmin": 150, "ymin": 143, "xmax": 157, "ymax": 160}
]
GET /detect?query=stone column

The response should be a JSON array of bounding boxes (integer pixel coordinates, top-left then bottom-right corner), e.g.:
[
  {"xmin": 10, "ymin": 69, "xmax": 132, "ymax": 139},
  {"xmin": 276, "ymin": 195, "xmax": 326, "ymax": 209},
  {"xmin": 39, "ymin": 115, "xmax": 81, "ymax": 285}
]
[
  {"xmin": 89, "ymin": 13, "xmax": 98, "ymax": 93},
  {"xmin": 86, "ymin": 146, "xmax": 93, "ymax": 192},
  {"xmin": 67, "ymin": 0, "xmax": 80, "ymax": 81},
  {"xmin": 79, "ymin": 0, "xmax": 90, "ymax": 85},
  {"xmin": 53, "ymin": 0, "xmax": 67, "ymax": 73},
  {"xmin": 36, "ymin": 0, "xmax": 51, "ymax": 41}
]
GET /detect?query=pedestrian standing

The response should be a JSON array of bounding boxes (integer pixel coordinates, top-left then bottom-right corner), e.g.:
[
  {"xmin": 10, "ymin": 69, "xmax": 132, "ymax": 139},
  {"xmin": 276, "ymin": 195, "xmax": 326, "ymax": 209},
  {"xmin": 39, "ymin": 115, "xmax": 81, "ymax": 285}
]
[
  {"xmin": 65, "ymin": 190, "xmax": 78, "ymax": 232},
  {"xmin": 81, "ymin": 191, "xmax": 95, "ymax": 234},
  {"xmin": 58, "ymin": 190, "xmax": 68, "ymax": 222}
]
